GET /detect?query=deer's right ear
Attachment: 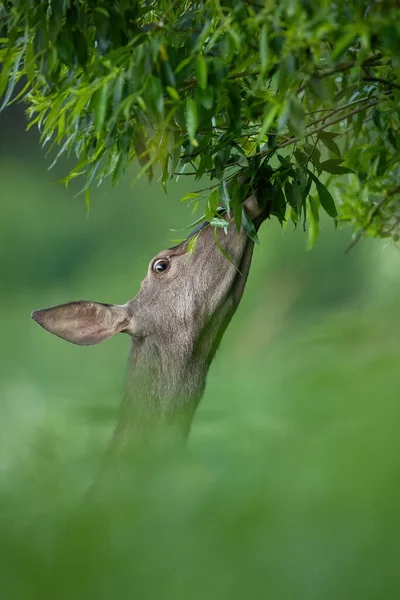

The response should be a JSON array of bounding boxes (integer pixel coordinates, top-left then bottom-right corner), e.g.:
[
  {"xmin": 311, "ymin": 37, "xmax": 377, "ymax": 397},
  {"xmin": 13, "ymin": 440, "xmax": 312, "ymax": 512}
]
[{"xmin": 31, "ymin": 301, "xmax": 131, "ymax": 346}]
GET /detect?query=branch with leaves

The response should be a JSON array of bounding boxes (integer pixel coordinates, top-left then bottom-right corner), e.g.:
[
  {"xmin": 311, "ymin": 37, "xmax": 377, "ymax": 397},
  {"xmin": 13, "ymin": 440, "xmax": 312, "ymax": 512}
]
[{"xmin": 1, "ymin": 0, "xmax": 400, "ymax": 249}]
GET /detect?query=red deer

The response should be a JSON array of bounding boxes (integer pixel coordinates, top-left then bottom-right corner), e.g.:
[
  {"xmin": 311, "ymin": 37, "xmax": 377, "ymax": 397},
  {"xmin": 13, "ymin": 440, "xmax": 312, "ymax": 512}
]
[{"xmin": 32, "ymin": 194, "xmax": 268, "ymax": 455}]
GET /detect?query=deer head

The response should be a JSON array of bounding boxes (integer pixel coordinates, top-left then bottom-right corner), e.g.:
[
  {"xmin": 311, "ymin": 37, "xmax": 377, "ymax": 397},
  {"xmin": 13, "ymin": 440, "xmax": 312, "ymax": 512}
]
[{"xmin": 31, "ymin": 194, "xmax": 268, "ymax": 443}]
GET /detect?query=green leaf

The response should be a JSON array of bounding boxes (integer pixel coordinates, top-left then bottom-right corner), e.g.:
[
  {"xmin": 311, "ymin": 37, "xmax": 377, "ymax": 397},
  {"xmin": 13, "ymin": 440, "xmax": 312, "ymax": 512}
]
[
  {"xmin": 270, "ymin": 185, "xmax": 286, "ymax": 225},
  {"xmin": 319, "ymin": 159, "xmax": 353, "ymax": 175},
  {"xmin": 0, "ymin": 52, "xmax": 21, "ymax": 112},
  {"xmin": 93, "ymin": 83, "xmax": 110, "ymax": 131},
  {"xmin": 132, "ymin": 127, "xmax": 148, "ymax": 168},
  {"xmin": 306, "ymin": 197, "xmax": 319, "ymax": 249},
  {"xmin": 291, "ymin": 180, "xmax": 302, "ymax": 216},
  {"xmin": 229, "ymin": 178, "xmax": 242, "ymax": 232},
  {"xmin": 259, "ymin": 24, "xmax": 268, "ymax": 73},
  {"xmin": 309, "ymin": 195, "xmax": 319, "ymax": 222},
  {"xmin": 185, "ymin": 232, "xmax": 200, "ymax": 264},
  {"xmin": 112, "ymin": 73, "xmax": 124, "ymax": 115},
  {"xmin": 186, "ymin": 98, "xmax": 198, "ymax": 146},
  {"xmin": 242, "ymin": 209, "xmax": 259, "ymax": 244},
  {"xmin": 196, "ymin": 86, "xmax": 213, "ymax": 110},
  {"xmin": 257, "ymin": 104, "xmax": 280, "ymax": 143},
  {"xmin": 176, "ymin": 55, "xmax": 194, "ymax": 74},
  {"xmin": 179, "ymin": 192, "xmax": 202, "ymax": 203},
  {"xmin": 284, "ymin": 180, "xmax": 293, "ymax": 208},
  {"xmin": 294, "ymin": 150, "xmax": 309, "ymax": 165},
  {"xmin": 315, "ymin": 180, "xmax": 337, "ymax": 218},
  {"xmin": 166, "ymin": 86, "xmax": 180, "ymax": 101},
  {"xmin": 332, "ymin": 32, "xmax": 356, "ymax": 60},
  {"xmin": 306, "ymin": 169, "xmax": 338, "ymax": 218},
  {"xmin": 308, "ymin": 76, "xmax": 328, "ymax": 100},
  {"xmin": 196, "ymin": 55, "xmax": 208, "ymax": 90},
  {"xmin": 206, "ymin": 188, "xmax": 220, "ymax": 219},
  {"xmin": 319, "ymin": 132, "xmax": 341, "ymax": 157},
  {"xmin": 172, "ymin": 214, "xmax": 206, "ymax": 232},
  {"xmin": 24, "ymin": 37, "xmax": 36, "ymax": 83},
  {"xmin": 372, "ymin": 109, "xmax": 382, "ymax": 131},
  {"xmin": 220, "ymin": 180, "xmax": 231, "ymax": 217},
  {"xmin": 210, "ymin": 216, "xmax": 229, "ymax": 229},
  {"xmin": 287, "ymin": 96, "xmax": 305, "ymax": 138}
]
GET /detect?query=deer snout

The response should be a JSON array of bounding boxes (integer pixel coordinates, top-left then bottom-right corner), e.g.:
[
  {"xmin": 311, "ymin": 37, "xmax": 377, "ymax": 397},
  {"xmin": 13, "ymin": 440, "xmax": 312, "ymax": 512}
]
[
  {"xmin": 242, "ymin": 193, "xmax": 269, "ymax": 228},
  {"xmin": 31, "ymin": 309, "xmax": 44, "ymax": 325}
]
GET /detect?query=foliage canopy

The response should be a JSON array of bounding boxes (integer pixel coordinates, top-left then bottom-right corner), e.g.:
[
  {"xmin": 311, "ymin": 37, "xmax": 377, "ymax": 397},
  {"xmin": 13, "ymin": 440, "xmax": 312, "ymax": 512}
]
[{"xmin": 1, "ymin": 0, "xmax": 400, "ymax": 248}]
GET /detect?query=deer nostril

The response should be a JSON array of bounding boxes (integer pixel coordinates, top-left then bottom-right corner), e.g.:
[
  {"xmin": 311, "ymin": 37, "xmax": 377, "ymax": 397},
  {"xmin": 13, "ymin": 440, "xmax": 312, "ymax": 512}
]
[{"xmin": 31, "ymin": 309, "xmax": 43, "ymax": 323}]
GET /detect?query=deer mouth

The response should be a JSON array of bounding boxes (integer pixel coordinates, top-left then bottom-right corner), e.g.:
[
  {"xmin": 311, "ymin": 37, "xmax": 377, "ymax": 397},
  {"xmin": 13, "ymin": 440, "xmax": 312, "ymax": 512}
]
[{"xmin": 242, "ymin": 193, "xmax": 270, "ymax": 230}]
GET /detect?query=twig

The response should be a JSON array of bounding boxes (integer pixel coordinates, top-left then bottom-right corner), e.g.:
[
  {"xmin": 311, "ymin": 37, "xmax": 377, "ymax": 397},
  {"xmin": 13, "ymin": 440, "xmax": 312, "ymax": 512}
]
[
  {"xmin": 180, "ymin": 68, "xmax": 261, "ymax": 90},
  {"xmin": 297, "ymin": 54, "xmax": 384, "ymax": 94},
  {"xmin": 362, "ymin": 75, "xmax": 400, "ymax": 91},
  {"xmin": 346, "ymin": 184, "xmax": 400, "ymax": 253},
  {"xmin": 306, "ymin": 94, "xmax": 380, "ymax": 118},
  {"xmin": 304, "ymin": 95, "xmax": 385, "ymax": 128}
]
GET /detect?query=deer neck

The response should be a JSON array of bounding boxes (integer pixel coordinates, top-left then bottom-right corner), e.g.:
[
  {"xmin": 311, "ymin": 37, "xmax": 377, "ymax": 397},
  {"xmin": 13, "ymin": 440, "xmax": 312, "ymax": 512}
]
[{"xmin": 109, "ymin": 337, "xmax": 207, "ymax": 453}]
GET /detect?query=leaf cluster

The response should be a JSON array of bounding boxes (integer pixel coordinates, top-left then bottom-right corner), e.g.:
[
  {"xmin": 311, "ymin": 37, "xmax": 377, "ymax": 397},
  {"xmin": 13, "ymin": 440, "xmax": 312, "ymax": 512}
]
[{"xmin": 1, "ymin": 0, "xmax": 400, "ymax": 247}]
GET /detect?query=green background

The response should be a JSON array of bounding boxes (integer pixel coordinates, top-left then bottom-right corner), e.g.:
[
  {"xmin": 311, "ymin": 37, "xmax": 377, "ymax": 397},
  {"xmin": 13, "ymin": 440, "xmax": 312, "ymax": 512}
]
[{"xmin": 1, "ymin": 106, "xmax": 400, "ymax": 599}]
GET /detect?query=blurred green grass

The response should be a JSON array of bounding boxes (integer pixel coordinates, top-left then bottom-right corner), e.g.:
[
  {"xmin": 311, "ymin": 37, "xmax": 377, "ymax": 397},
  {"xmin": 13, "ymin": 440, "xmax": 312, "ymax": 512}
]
[{"xmin": 1, "ymin": 129, "xmax": 400, "ymax": 598}]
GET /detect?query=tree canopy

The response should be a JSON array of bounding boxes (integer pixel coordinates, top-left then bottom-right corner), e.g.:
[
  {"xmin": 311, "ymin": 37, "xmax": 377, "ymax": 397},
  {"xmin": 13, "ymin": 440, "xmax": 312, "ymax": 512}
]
[{"xmin": 1, "ymin": 0, "xmax": 400, "ymax": 249}]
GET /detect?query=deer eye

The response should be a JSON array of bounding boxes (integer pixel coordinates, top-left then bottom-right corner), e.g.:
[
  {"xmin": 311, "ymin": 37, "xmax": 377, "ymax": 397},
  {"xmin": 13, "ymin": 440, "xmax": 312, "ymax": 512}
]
[{"xmin": 152, "ymin": 258, "xmax": 170, "ymax": 274}]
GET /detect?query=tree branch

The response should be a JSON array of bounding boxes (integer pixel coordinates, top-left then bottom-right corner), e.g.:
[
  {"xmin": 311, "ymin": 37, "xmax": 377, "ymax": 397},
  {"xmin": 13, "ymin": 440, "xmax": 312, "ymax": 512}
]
[
  {"xmin": 362, "ymin": 75, "xmax": 400, "ymax": 91},
  {"xmin": 297, "ymin": 54, "xmax": 384, "ymax": 93}
]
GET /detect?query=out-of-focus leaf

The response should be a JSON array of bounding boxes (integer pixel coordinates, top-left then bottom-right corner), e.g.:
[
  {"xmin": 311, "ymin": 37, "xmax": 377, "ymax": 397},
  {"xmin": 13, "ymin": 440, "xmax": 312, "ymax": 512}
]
[
  {"xmin": 319, "ymin": 159, "xmax": 353, "ymax": 175},
  {"xmin": 306, "ymin": 196, "xmax": 319, "ymax": 249},
  {"xmin": 259, "ymin": 24, "xmax": 268, "ymax": 73},
  {"xmin": 332, "ymin": 32, "xmax": 356, "ymax": 60},
  {"xmin": 257, "ymin": 104, "xmax": 280, "ymax": 143},
  {"xmin": 186, "ymin": 98, "xmax": 198, "ymax": 146},
  {"xmin": 93, "ymin": 83, "xmax": 110, "ymax": 131},
  {"xmin": 166, "ymin": 86, "xmax": 180, "ymax": 100},
  {"xmin": 196, "ymin": 55, "xmax": 207, "ymax": 90},
  {"xmin": 0, "ymin": 52, "xmax": 21, "ymax": 112},
  {"xmin": 287, "ymin": 96, "xmax": 305, "ymax": 138},
  {"xmin": 319, "ymin": 132, "xmax": 341, "ymax": 157},
  {"xmin": 308, "ymin": 76, "xmax": 328, "ymax": 100}
]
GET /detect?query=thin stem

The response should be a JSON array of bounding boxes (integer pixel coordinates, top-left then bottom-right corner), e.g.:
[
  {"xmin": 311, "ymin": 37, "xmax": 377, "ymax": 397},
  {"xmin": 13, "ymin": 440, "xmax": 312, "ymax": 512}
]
[
  {"xmin": 306, "ymin": 94, "xmax": 379, "ymax": 118},
  {"xmin": 362, "ymin": 75, "xmax": 400, "ymax": 91},
  {"xmin": 297, "ymin": 54, "xmax": 384, "ymax": 93}
]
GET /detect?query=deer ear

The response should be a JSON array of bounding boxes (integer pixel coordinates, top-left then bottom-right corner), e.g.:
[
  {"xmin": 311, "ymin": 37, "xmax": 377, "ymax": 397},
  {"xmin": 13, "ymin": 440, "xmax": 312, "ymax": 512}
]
[{"xmin": 31, "ymin": 301, "xmax": 131, "ymax": 346}]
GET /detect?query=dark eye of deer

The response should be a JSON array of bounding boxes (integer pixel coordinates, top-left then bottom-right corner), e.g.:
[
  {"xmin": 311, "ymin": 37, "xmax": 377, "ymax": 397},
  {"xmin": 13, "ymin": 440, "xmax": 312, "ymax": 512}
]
[{"xmin": 152, "ymin": 259, "xmax": 169, "ymax": 274}]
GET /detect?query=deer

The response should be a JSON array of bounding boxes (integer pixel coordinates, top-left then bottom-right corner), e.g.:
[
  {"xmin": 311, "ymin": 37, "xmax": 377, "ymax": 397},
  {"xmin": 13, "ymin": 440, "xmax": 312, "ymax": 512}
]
[{"xmin": 31, "ymin": 193, "xmax": 268, "ymax": 463}]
